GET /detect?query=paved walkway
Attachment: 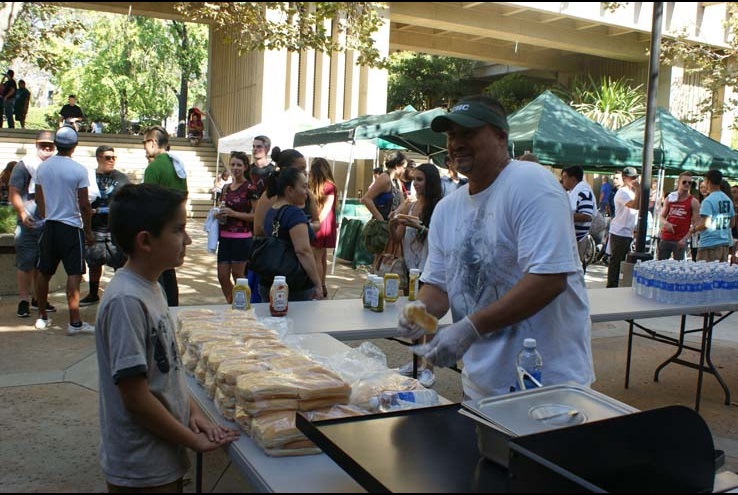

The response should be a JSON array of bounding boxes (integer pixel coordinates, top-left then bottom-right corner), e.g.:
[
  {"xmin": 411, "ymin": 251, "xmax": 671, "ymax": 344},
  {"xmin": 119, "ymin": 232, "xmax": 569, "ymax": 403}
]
[{"xmin": 1, "ymin": 218, "xmax": 737, "ymax": 492}]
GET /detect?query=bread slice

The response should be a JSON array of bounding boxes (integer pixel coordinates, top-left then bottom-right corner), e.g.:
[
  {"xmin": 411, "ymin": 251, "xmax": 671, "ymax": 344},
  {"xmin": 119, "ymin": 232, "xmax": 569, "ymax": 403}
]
[{"xmin": 402, "ymin": 301, "xmax": 438, "ymax": 334}]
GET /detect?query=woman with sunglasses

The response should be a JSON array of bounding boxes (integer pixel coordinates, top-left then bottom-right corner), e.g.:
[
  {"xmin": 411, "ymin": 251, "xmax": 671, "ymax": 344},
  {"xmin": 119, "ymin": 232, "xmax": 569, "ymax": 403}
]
[
  {"xmin": 216, "ymin": 151, "xmax": 259, "ymax": 303},
  {"xmin": 658, "ymin": 172, "xmax": 700, "ymax": 261}
]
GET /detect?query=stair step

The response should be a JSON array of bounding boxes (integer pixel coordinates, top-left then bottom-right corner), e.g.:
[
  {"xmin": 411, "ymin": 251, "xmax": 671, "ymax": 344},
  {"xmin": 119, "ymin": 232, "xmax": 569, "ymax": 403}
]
[{"xmin": 0, "ymin": 129, "xmax": 220, "ymax": 219}]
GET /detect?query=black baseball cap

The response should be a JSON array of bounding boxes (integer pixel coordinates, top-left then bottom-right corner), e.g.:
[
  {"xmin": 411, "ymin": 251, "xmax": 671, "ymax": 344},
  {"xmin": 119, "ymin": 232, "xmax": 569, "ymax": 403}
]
[
  {"xmin": 622, "ymin": 166, "xmax": 639, "ymax": 178},
  {"xmin": 431, "ymin": 101, "xmax": 509, "ymax": 133}
]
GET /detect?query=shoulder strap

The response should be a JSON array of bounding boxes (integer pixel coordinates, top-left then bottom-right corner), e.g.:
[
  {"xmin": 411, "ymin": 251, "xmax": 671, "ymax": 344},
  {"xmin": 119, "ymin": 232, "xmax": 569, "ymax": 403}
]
[{"xmin": 272, "ymin": 205, "xmax": 290, "ymax": 237}]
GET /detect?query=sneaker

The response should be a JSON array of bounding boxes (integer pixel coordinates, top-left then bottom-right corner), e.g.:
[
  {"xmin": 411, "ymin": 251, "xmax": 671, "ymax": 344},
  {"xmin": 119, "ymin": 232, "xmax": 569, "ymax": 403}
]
[
  {"xmin": 79, "ymin": 294, "xmax": 100, "ymax": 307},
  {"xmin": 34, "ymin": 317, "xmax": 52, "ymax": 330},
  {"xmin": 17, "ymin": 300, "xmax": 30, "ymax": 318},
  {"xmin": 31, "ymin": 299, "xmax": 57, "ymax": 312},
  {"xmin": 67, "ymin": 321, "xmax": 95, "ymax": 336},
  {"xmin": 418, "ymin": 369, "xmax": 436, "ymax": 388},
  {"xmin": 397, "ymin": 361, "xmax": 415, "ymax": 377}
]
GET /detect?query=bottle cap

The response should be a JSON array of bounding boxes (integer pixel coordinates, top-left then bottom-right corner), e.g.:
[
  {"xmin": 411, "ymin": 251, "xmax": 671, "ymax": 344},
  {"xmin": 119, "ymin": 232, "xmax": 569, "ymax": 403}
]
[
  {"xmin": 235, "ymin": 278, "xmax": 248, "ymax": 286},
  {"xmin": 274, "ymin": 275, "xmax": 286, "ymax": 282},
  {"xmin": 410, "ymin": 269, "xmax": 421, "ymax": 275},
  {"xmin": 523, "ymin": 338, "xmax": 537, "ymax": 348}
]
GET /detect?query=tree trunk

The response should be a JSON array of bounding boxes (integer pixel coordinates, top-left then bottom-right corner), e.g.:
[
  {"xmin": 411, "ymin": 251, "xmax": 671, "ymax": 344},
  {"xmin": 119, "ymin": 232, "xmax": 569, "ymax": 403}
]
[
  {"xmin": 119, "ymin": 90, "xmax": 129, "ymax": 134},
  {"xmin": 175, "ymin": 21, "xmax": 188, "ymax": 137},
  {"xmin": 0, "ymin": 2, "xmax": 24, "ymax": 52}
]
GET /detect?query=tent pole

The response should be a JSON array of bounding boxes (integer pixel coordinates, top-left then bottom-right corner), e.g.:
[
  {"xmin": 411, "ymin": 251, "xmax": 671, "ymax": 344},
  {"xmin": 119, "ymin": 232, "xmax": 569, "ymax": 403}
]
[
  {"xmin": 633, "ymin": 1, "xmax": 662, "ymax": 257},
  {"xmin": 650, "ymin": 168, "xmax": 665, "ymax": 254},
  {"xmin": 214, "ymin": 156, "xmax": 220, "ymax": 206},
  {"xmin": 331, "ymin": 142, "xmax": 356, "ymax": 275}
]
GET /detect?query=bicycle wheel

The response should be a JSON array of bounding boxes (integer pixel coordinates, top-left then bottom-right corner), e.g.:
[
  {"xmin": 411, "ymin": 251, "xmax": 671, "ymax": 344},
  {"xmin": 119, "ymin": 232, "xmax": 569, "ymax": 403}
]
[{"xmin": 583, "ymin": 234, "xmax": 597, "ymax": 268}]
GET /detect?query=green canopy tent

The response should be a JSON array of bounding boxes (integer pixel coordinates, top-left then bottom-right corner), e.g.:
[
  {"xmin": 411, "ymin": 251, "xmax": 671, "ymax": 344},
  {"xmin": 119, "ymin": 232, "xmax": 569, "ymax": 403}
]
[
  {"xmin": 507, "ymin": 90, "xmax": 641, "ymax": 169},
  {"xmin": 292, "ymin": 105, "xmax": 415, "ymax": 229},
  {"xmin": 293, "ymin": 105, "xmax": 418, "ymax": 147},
  {"xmin": 293, "ymin": 106, "xmax": 420, "ymax": 273},
  {"xmin": 374, "ymin": 107, "xmax": 449, "ymax": 167},
  {"xmin": 615, "ymin": 107, "xmax": 738, "ymax": 178}
]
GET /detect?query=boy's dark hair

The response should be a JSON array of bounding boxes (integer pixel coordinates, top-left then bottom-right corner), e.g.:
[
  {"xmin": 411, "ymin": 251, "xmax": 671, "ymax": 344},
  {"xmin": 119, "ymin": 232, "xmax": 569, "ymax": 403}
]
[
  {"xmin": 562, "ymin": 165, "xmax": 584, "ymax": 182},
  {"xmin": 143, "ymin": 125, "xmax": 170, "ymax": 148},
  {"xmin": 705, "ymin": 169, "xmax": 723, "ymax": 187},
  {"xmin": 110, "ymin": 184, "xmax": 187, "ymax": 255},
  {"xmin": 95, "ymin": 145, "xmax": 114, "ymax": 157}
]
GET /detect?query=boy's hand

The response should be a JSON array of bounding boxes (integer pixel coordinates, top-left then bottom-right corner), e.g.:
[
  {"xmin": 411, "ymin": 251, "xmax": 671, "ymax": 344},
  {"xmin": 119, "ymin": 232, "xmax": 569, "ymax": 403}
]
[
  {"xmin": 191, "ymin": 429, "xmax": 241, "ymax": 452},
  {"xmin": 190, "ymin": 413, "xmax": 240, "ymax": 451}
]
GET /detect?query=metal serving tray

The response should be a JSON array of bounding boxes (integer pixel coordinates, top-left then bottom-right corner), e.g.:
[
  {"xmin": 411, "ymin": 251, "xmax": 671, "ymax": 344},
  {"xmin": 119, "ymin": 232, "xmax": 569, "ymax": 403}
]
[{"xmin": 459, "ymin": 384, "xmax": 638, "ymax": 467}]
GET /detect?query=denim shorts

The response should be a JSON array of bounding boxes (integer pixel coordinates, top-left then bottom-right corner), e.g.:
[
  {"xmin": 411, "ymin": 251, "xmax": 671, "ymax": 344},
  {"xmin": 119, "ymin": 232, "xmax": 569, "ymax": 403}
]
[{"xmin": 14, "ymin": 224, "xmax": 40, "ymax": 272}]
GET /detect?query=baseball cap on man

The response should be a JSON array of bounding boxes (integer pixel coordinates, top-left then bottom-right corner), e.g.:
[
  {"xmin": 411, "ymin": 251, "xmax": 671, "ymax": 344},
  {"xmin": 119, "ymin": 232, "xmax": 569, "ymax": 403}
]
[
  {"xmin": 54, "ymin": 125, "xmax": 78, "ymax": 147},
  {"xmin": 431, "ymin": 101, "xmax": 509, "ymax": 133},
  {"xmin": 622, "ymin": 166, "xmax": 639, "ymax": 178},
  {"xmin": 36, "ymin": 130, "xmax": 54, "ymax": 144}
]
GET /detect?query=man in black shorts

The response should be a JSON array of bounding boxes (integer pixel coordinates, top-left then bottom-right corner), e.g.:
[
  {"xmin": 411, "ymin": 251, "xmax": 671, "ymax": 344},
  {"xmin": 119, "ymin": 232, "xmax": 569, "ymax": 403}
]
[
  {"xmin": 34, "ymin": 125, "xmax": 95, "ymax": 335},
  {"xmin": 79, "ymin": 145, "xmax": 130, "ymax": 306}
]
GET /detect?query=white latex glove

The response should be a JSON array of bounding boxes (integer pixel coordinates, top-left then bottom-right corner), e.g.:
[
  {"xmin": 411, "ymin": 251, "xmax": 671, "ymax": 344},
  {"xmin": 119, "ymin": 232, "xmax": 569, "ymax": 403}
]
[
  {"xmin": 397, "ymin": 301, "xmax": 427, "ymax": 341},
  {"xmin": 412, "ymin": 316, "xmax": 480, "ymax": 368}
]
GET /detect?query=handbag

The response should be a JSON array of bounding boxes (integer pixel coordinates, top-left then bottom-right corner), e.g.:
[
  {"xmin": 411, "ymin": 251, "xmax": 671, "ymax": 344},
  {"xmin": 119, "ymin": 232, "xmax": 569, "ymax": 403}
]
[
  {"xmin": 589, "ymin": 207, "xmax": 607, "ymax": 237},
  {"xmin": 362, "ymin": 218, "xmax": 390, "ymax": 254},
  {"xmin": 373, "ymin": 235, "xmax": 408, "ymax": 291},
  {"xmin": 249, "ymin": 205, "xmax": 311, "ymax": 290}
]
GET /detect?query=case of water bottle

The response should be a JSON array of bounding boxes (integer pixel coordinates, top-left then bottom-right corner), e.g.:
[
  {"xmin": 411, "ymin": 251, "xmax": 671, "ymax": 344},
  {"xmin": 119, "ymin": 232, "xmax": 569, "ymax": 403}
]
[{"xmin": 632, "ymin": 259, "xmax": 738, "ymax": 304}]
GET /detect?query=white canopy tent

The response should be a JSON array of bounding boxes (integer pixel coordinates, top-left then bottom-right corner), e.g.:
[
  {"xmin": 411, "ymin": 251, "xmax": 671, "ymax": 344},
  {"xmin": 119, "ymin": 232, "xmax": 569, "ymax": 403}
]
[
  {"xmin": 217, "ymin": 107, "xmax": 328, "ymax": 155},
  {"xmin": 218, "ymin": 108, "xmax": 382, "ymax": 275},
  {"xmin": 295, "ymin": 141, "xmax": 378, "ymax": 163},
  {"xmin": 216, "ymin": 107, "xmax": 379, "ymax": 175}
]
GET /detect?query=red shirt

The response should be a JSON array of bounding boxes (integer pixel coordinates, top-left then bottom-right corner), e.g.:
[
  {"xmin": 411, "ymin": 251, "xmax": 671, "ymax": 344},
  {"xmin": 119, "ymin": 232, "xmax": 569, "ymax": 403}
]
[{"xmin": 661, "ymin": 193, "xmax": 694, "ymax": 242}]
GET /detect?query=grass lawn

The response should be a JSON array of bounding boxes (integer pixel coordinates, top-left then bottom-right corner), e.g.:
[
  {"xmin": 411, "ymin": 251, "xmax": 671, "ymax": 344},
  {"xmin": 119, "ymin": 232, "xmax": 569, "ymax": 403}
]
[{"xmin": 23, "ymin": 106, "xmax": 57, "ymax": 130}]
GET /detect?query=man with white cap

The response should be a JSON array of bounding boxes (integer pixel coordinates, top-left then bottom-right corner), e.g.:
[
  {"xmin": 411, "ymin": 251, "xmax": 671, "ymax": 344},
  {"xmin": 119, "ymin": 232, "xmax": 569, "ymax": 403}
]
[
  {"xmin": 397, "ymin": 94, "xmax": 594, "ymax": 399},
  {"xmin": 34, "ymin": 124, "xmax": 95, "ymax": 335},
  {"xmin": 8, "ymin": 130, "xmax": 58, "ymax": 318}
]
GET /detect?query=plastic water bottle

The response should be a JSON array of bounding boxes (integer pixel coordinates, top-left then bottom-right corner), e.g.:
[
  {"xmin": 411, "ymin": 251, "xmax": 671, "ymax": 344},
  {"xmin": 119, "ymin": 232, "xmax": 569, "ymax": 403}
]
[
  {"xmin": 369, "ymin": 389, "xmax": 440, "ymax": 412},
  {"xmin": 516, "ymin": 338, "xmax": 543, "ymax": 390},
  {"xmin": 218, "ymin": 200, "xmax": 227, "ymax": 225}
]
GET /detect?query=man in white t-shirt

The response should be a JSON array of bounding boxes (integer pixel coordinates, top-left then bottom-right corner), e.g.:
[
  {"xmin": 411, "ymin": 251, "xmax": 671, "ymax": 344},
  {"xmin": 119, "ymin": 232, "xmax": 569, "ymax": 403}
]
[
  {"xmin": 606, "ymin": 167, "xmax": 640, "ymax": 288},
  {"xmin": 396, "ymin": 95, "xmax": 594, "ymax": 398},
  {"xmin": 34, "ymin": 125, "xmax": 96, "ymax": 335}
]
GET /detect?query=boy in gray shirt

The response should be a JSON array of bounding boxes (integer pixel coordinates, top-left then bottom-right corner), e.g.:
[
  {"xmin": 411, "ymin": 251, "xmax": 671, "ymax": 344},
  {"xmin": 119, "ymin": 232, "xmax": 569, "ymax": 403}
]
[{"xmin": 96, "ymin": 184, "xmax": 239, "ymax": 491}]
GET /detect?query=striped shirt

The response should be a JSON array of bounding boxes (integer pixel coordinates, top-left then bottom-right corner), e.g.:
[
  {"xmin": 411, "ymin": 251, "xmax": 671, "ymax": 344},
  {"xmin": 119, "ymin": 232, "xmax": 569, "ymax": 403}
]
[{"xmin": 568, "ymin": 181, "xmax": 595, "ymax": 240}]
